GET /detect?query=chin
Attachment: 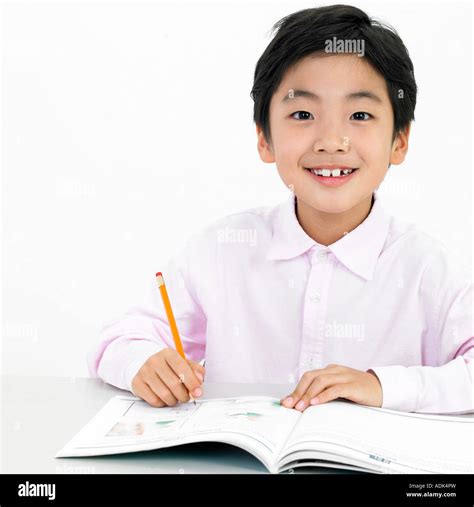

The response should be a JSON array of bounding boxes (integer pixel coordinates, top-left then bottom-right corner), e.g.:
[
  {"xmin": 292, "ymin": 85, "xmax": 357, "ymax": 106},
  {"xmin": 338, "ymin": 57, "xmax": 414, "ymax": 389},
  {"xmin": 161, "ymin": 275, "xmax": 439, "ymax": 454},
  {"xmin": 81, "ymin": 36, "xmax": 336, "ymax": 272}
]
[{"xmin": 297, "ymin": 193, "xmax": 358, "ymax": 215}]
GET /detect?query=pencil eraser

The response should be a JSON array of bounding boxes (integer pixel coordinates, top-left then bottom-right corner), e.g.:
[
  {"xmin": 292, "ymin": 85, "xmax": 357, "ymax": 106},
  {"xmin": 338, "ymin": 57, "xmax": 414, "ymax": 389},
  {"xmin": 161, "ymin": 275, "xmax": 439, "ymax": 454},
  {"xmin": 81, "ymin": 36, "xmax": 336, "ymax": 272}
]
[{"xmin": 156, "ymin": 272, "xmax": 162, "ymax": 278}]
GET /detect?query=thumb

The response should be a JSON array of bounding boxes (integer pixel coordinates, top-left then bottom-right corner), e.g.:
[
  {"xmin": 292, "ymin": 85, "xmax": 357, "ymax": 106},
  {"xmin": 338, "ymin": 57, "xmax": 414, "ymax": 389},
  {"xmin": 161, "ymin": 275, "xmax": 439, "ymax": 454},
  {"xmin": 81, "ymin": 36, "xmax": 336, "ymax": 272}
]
[{"xmin": 188, "ymin": 360, "xmax": 205, "ymax": 382}]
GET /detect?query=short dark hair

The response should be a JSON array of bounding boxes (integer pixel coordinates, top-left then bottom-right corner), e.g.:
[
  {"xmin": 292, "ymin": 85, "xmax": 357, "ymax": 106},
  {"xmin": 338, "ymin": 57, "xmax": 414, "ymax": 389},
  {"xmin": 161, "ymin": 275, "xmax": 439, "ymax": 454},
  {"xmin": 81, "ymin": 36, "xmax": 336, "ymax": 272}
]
[{"xmin": 250, "ymin": 4, "xmax": 417, "ymax": 145}]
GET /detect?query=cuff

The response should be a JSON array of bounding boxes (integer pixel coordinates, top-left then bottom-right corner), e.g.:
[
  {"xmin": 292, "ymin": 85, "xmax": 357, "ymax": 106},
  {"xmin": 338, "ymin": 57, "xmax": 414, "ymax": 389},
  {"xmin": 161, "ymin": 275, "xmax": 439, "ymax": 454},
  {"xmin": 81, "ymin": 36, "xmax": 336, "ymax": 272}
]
[
  {"xmin": 123, "ymin": 340, "xmax": 168, "ymax": 396},
  {"xmin": 367, "ymin": 366, "xmax": 419, "ymax": 412}
]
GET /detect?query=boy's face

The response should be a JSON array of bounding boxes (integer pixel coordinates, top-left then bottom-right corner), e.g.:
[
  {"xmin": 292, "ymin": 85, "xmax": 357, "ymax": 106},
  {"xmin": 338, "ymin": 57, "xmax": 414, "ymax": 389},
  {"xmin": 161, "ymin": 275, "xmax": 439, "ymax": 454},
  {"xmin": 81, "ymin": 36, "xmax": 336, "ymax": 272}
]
[{"xmin": 257, "ymin": 54, "xmax": 410, "ymax": 214}]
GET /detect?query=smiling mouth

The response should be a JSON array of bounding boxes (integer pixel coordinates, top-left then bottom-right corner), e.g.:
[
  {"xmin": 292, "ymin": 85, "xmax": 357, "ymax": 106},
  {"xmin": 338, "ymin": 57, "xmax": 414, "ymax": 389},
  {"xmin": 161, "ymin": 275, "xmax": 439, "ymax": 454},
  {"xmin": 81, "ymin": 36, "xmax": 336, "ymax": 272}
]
[{"xmin": 304, "ymin": 167, "xmax": 359, "ymax": 178}]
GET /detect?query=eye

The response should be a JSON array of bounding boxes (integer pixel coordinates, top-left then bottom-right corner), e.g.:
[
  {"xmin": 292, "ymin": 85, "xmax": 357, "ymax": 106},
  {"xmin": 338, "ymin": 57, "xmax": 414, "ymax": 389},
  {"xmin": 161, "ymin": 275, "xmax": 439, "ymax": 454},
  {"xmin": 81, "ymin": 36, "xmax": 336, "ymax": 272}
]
[
  {"xmin": 290, "ymin": 111, "xmax": 314, "ymax": 121},
  {"xmin": 351, "ymin": 111, "xmax": 372, "ymax": 121}
]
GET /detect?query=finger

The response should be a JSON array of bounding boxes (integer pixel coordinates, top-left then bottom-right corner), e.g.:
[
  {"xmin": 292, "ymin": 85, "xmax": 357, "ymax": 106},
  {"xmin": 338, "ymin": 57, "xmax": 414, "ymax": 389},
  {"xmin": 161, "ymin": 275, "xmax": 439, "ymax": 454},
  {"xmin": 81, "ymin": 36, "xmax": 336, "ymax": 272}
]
[
  {"xmin": 309, "ymin": 383, "xmax": 351, "ymax": 407},
  {"xmin": 192, "ymin": 368, "xmax": 204, "ymax": 383},
  {"xmin": 158, "ymin": 359, "xmax": 194, "ymax": 403},
  {"xmin": 144, "ymin": 368, "xmax": 179, "ymax": 406},
  {"xmin": 166, "ymin": 354, "xmax": 203, "ymax": 397},
  {"xmin": 325, "ymin": 363, "xmax": 343, "ymax": 370},
  {"xmin": 132, "ymin": 377, "xmax": 166, "ymax": 408},
  {"xmin": 281, "ymin": 369, "xmax": 326, "ymax": 408},
  {"xmin": 297, "ymin": 374, "xmax": 348, "ymax": 411},
  {"xmin": 188, "ymin": 360, "xmax": 206, "ymax": 382}
]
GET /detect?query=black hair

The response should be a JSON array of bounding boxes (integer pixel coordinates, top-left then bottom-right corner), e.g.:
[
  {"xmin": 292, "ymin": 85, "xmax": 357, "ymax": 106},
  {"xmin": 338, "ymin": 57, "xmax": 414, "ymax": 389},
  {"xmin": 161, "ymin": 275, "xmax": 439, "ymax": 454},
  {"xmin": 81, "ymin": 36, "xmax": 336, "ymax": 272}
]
[{"xmin": 250, "ymin": 4, "xmax": 417, "ymax": 145}]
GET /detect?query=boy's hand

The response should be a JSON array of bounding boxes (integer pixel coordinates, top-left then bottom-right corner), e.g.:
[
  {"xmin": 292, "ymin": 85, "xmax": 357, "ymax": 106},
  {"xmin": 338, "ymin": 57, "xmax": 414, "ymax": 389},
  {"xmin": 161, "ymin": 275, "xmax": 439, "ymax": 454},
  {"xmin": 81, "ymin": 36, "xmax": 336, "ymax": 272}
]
[
  {"xmin": 280, "ymin": 364, "xmax": 382, "ymax": 411},
  {"xmin": 131, "ymin": 348, "xmax": 205, "ymax": 408}
]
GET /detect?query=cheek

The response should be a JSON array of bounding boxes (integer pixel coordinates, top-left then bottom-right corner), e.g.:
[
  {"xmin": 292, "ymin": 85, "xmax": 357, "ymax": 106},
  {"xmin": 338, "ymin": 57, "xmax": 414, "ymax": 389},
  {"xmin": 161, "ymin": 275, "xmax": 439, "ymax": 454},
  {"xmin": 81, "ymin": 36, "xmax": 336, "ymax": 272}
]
[
  {"xmin": 272, "ymin": 129, "xmax": 306, "ymax": 167},
  {"xmin": 354, "ymin": 130, "xmax": 392, "ymax": 165}
]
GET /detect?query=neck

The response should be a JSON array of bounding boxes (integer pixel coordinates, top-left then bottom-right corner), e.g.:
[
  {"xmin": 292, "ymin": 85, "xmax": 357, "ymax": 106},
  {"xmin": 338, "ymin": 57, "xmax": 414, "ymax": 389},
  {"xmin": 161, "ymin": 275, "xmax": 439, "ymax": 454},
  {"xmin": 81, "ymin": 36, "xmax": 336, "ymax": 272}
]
[{"xmin": 295, "ymin": 194, "xmax": 374, "ymax": 246}]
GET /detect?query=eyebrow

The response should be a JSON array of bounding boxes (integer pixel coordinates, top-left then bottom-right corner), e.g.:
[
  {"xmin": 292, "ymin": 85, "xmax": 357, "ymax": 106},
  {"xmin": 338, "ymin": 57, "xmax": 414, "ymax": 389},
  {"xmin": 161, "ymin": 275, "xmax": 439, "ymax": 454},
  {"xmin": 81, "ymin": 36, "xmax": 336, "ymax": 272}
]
[{"xmin": 280, "ymin": 89, "xmax": 383, "ymax": 104}]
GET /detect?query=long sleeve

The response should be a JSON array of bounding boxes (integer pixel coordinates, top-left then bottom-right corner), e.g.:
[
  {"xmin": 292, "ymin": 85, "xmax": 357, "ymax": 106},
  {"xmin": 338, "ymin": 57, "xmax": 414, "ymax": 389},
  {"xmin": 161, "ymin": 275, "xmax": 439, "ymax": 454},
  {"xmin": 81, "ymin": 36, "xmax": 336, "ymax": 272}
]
[
  {"xmin": 87, "ymin": 239, "xmax": 207, "ymax": 393},
  {"xmin": 368, "ymin": 247, "xmax": 474, "ymax": 414}
]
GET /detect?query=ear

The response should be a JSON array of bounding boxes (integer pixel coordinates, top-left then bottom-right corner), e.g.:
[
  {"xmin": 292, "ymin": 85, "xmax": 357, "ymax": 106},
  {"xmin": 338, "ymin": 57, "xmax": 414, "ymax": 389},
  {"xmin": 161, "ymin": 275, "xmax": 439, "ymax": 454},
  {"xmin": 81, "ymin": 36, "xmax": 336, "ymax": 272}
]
[
  {"xmin": 256, "ymin": 124, "xmax": 275, "ymax": 164},
  {"xmin": 390, "ymin": 123, "xmax": 411, "ymax": 165}
]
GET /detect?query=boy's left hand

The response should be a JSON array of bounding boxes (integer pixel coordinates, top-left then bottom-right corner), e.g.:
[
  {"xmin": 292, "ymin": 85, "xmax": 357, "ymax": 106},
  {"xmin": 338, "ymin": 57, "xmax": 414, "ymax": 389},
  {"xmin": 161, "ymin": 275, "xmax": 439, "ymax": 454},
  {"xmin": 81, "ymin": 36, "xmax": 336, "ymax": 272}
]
[{"xmin": 280, "ymin": 364, "xmax": 383, "ymax": 411}]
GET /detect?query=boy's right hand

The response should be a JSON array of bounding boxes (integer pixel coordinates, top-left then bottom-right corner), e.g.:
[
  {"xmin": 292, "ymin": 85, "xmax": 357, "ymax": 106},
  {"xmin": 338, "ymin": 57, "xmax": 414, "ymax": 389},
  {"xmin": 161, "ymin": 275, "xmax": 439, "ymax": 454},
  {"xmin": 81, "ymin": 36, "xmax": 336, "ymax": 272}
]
[{"xmin": 131, "ymin": 348, "xmax": 205, "ymax": 408}]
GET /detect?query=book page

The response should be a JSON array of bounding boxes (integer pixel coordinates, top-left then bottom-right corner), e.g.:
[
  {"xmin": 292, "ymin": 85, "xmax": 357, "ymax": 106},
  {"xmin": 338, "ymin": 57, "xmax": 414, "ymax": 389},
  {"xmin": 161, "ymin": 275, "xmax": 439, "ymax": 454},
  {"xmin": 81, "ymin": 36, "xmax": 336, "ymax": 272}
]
[
  {"xmin": 279, "ymin": 400, "xmax": 474, "ymax": 474},
  {"xmin": 178, "ymin": 396, "xmax": 300, "ymax": 467},
  {"xmin": 55, "ymin": 395, "xmax": 300, "ymax": 470}
]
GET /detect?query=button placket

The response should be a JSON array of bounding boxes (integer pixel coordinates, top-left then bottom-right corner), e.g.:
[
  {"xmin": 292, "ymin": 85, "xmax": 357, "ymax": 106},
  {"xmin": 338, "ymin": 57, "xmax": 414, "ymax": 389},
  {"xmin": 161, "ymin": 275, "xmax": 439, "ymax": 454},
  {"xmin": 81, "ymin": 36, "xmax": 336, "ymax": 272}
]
[
  {"xmin": 298, "ymin": 248, "xmax": 334, "ymax": 378},
  {"xmin": 317, "ymin": 249, "xmax": 328, "ymax": 261}
]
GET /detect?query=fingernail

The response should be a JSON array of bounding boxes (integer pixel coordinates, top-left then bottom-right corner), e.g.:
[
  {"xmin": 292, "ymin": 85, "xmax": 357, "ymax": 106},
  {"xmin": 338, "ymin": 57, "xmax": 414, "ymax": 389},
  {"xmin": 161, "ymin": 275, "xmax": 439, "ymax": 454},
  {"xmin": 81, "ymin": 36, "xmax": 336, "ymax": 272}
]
[
  {"xmin": 296, "ymin": 400, "xmax": 305, "ymax": 410},
  {"xmin": 310, "ymin": 397, "xmax": 319, "ymax": 405},
  {"xmin": 193, "ymin": 387, "xmax": 202, "ymax": 397},
  {"xmin": 283, "ymin": 397, "xmax": 293, "ymax": 406}
]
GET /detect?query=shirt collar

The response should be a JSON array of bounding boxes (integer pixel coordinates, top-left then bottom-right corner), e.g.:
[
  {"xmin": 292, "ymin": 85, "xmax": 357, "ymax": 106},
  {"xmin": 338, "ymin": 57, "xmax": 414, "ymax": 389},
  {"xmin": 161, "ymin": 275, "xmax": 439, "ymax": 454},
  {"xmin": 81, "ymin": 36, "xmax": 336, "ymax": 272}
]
[{"xmin": 266, "ymin": 191, "xmax": 391, "ymax": 281}]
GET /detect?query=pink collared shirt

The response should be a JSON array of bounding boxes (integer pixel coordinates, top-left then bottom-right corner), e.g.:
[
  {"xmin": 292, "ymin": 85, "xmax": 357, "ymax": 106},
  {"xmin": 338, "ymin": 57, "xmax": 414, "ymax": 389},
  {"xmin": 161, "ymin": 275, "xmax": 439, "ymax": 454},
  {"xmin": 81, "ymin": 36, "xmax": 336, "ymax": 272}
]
[{"xmin": 88, "ymin": 192, "xmax": 474, "ymax": 414}]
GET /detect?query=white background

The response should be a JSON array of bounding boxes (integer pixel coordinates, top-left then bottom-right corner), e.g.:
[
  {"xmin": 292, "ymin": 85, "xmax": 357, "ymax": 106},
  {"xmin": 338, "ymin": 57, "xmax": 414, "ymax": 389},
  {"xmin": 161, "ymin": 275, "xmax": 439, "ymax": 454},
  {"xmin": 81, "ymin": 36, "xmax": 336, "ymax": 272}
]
[{"xmin": 1, "ymin": 0, "xmax": 472, "ymax": 378}]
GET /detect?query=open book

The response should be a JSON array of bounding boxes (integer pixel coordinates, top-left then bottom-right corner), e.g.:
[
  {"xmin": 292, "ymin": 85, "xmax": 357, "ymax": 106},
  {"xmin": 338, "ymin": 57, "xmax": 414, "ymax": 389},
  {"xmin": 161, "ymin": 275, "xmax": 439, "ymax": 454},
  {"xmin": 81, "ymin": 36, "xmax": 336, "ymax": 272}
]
[{"xmin": 55, "ymin": 395, "xmax": 473, "ymax": 474}]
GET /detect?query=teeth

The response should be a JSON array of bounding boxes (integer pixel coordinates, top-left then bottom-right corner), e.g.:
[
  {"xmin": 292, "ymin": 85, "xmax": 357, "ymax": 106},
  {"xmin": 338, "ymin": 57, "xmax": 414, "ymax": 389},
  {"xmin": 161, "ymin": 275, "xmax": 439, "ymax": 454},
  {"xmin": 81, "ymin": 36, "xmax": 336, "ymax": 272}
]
[{"xmin": 310, "ymin": 168, "xmax": 355, "ymax": 177}]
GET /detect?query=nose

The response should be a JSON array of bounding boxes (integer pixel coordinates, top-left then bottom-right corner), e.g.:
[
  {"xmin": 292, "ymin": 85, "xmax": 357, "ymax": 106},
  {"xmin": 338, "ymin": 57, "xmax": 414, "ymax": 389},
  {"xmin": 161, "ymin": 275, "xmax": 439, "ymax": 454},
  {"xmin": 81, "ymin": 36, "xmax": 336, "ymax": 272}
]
[{"xmin": 312, "ymin": 124, "xmax": 349, "ymax": 154}]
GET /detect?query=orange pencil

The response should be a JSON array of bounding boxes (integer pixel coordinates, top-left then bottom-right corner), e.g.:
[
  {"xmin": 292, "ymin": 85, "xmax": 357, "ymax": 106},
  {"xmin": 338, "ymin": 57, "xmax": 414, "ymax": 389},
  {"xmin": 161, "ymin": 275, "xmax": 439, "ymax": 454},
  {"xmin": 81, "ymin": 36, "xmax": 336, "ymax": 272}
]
[{"xmin": 155, "ymin": 272, "xmax": 196, "ymax": 405}]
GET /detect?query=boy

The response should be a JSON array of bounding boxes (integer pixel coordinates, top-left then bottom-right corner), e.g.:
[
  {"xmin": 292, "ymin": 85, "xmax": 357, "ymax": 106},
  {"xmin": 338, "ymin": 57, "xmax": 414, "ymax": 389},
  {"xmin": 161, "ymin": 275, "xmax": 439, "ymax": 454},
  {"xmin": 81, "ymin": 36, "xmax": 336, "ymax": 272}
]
[{"xmin": 88, "ymin": 5, "xmax": 473, "ymax": 414}]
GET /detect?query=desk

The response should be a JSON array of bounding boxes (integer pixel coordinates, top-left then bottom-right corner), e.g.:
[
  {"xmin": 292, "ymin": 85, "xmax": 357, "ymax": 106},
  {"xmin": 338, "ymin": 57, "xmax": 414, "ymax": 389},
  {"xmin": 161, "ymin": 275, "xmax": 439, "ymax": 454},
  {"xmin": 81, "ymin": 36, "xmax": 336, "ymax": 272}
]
[{"xmin": 1, "ymin": 375, "xmax": 357, "ymax": 474}]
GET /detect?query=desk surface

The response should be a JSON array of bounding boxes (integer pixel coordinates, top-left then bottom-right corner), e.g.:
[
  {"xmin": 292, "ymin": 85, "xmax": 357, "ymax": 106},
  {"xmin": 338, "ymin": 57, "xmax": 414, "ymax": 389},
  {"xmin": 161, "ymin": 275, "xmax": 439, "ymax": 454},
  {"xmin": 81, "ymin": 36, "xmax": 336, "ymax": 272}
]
[{"xmin": 1, "ymin": 375, "xmax": 356, "ymax": 474}]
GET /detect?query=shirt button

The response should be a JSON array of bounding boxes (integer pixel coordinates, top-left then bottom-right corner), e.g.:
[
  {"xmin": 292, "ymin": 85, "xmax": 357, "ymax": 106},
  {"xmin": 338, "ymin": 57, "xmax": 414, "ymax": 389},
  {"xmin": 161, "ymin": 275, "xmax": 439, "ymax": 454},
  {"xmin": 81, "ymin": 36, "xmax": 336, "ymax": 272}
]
[
  {"xmin": 304, "ymin": 357, "xmax": 317, "ymax": 370},
  {"xmin": 317, "ymin": 250, "xmax": 328, "ymax": 260},
  {"xmin": 309, "ymin": 291, "xmax": 321, "ymax": 303}
]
